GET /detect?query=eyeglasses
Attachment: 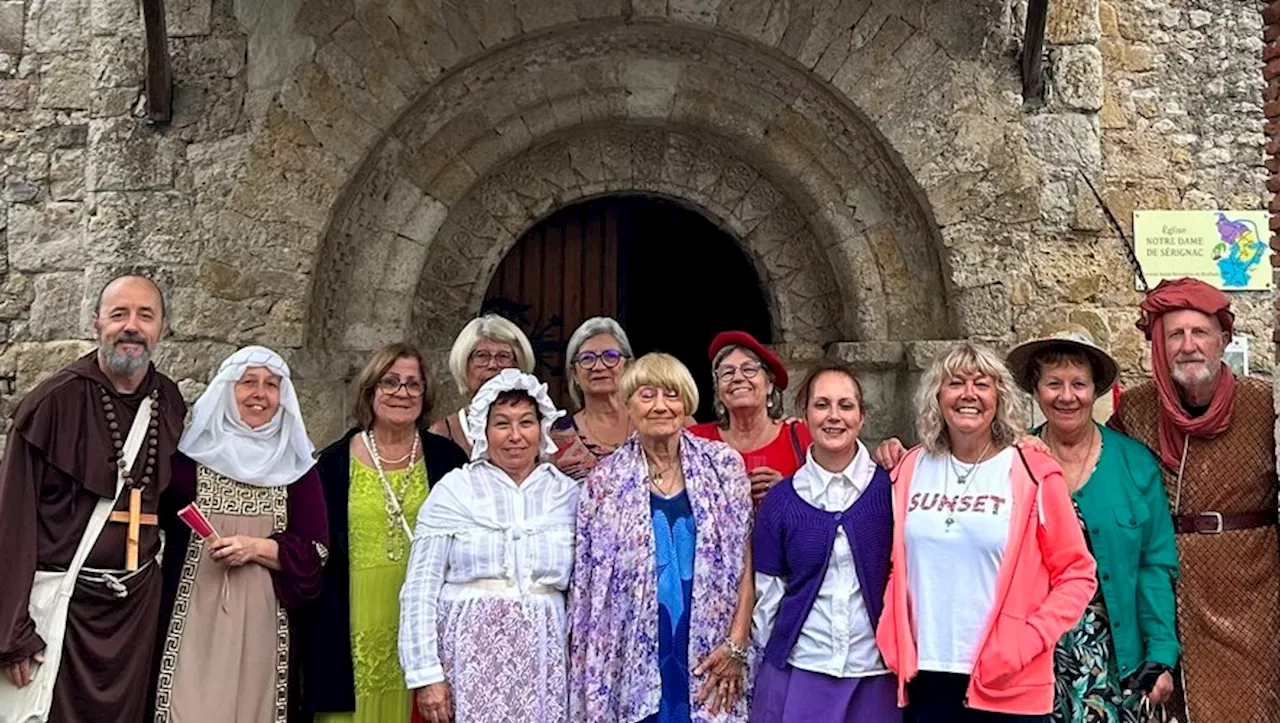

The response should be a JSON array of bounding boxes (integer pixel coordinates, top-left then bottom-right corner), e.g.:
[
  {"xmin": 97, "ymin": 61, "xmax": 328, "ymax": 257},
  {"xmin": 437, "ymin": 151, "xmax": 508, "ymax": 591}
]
[
  {"xmin": 716, "ymin": 362, "xmax": 763, "ymax": 383},
  {"xmin": 574, "ymin": 349, "xmax": 626, "ymax": 370},
  {"xmin": 377, "ymin": 376, "xmax": 425, "ymax": 397},
  {"xmin": 469, "ymin": 349, "xmax": 517, "ymax": 367}
]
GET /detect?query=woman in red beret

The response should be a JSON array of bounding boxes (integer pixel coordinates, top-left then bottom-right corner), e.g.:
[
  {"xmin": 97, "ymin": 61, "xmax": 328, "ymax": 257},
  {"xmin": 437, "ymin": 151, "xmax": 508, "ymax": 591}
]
[{"xmin": 689, "ymin": 331, "xmax": 811, "ymax": 506}]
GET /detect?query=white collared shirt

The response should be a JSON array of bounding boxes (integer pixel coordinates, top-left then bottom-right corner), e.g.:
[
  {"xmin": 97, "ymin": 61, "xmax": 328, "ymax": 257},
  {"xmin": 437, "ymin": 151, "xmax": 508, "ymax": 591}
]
[{"xmin": 752, "ymin": 442, "xmax": 889, "ymax": 678}]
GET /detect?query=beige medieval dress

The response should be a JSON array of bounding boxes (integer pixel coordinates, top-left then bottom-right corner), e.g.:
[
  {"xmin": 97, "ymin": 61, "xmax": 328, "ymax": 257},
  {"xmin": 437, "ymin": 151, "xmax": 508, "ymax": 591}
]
[
  {"xmin": 153, "ymin": 462, "xmax": 328, "ymax": 723},
  {"xmin": 1114, "ymin": 376, "xmax": 1280, "ymax": 723}
]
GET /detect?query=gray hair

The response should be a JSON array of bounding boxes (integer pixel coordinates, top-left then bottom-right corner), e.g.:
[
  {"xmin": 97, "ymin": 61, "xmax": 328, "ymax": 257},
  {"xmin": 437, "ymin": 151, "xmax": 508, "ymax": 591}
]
[
  {"xmin": 446, "ymin": 314, "xmax": 536, "ymax": 395},
  {"xmin": 914, "ymin": 342, "xmax": 1028, "ymax": 455},
  {"xmin": 711, "ymin": 344, "xmax": 783, "ymax": 428},
  {"xmin": 564, "ymin": 316, "xmax": 634, "ymax": 409}
]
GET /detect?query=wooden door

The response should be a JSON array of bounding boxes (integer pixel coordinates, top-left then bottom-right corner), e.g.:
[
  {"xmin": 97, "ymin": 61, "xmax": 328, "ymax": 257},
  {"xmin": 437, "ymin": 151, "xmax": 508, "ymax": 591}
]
[{"xmin": 483, "ymin": 203, "xmax": 620, "ymax": 408}]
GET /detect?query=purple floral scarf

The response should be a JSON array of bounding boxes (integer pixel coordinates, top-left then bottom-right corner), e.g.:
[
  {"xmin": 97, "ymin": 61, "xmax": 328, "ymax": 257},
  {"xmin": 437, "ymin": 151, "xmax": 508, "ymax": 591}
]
[{"xmin": 568, "ymin": 431, "xmax": 752, "ymax": 722}]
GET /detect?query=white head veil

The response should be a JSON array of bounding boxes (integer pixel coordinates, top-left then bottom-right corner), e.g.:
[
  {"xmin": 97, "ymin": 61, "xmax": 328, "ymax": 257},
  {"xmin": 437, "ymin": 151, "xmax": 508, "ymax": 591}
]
[
  {"xmin": 464, "ymin": 368, "xmax": 564, "ymax": 462},
  {"xmin": 178, "ymin": 346, "xmax": 315, "ymax": 487}
]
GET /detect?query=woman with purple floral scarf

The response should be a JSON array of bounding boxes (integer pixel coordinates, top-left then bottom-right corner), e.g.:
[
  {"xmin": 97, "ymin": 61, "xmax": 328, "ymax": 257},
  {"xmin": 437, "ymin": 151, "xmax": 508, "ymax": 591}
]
[{"xmin": 569, "ymin": 353, "xmax": 754, "ymax": 723}]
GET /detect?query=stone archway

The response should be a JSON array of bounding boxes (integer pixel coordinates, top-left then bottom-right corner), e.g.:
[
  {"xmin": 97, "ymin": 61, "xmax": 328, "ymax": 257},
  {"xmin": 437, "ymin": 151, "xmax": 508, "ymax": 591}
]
[
  {"xmin": 302, "ymin": 20, "xmax": 954, "ymax": 358},
  {"xmin": 288, "ymin": 19, "xmax": 963, "ymax": 433},
  {"xmin": 481, "ymin": 192, "xmax": 777, "ymax": 421}
]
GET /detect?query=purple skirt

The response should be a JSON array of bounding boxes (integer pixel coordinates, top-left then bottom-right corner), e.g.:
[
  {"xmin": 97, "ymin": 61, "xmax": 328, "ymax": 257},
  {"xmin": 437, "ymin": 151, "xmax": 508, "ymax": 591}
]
[{"xmin": 750, "ymin": 663, "xmax": 901, "ymax": 723}]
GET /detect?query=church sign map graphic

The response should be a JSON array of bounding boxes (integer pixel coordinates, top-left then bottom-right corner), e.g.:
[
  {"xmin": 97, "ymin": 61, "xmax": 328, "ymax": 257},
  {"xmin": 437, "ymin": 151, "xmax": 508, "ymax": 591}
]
[{"xmin": 1134, "ymin": 210, "xmax": 1272, "ymax": 291}]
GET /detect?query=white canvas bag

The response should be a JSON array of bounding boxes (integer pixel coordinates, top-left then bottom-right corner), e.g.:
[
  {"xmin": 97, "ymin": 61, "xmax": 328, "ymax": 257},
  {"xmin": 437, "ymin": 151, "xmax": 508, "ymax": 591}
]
[{"xmin": 0, "ymin": 395, "xmax": 153, "ymax": 723}]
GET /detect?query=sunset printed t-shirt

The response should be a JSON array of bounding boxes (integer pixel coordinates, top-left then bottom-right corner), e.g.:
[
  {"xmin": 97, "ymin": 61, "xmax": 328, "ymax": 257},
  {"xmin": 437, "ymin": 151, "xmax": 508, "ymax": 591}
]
[{"xmin": 903, "ymin": 447, "xmax": 1014, "ymax": 674}]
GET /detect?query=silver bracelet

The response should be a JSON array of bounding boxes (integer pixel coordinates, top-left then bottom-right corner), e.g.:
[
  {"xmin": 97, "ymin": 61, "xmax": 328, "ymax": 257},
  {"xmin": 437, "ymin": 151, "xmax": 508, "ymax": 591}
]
[{"xmin": 724, "ymin": 639, "xmax": 749, "ymax": 665}]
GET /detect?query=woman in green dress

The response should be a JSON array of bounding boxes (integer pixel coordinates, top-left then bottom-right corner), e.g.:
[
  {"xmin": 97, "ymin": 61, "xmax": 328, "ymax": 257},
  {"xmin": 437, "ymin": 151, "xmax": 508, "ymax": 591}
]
[
  {"xmin": 1006, "ymin": 331, "xmax": 1181, "ymax": 723},
  {"xmin": 299, "ymin": 343, "xmax": 469, "ymax": 722}
]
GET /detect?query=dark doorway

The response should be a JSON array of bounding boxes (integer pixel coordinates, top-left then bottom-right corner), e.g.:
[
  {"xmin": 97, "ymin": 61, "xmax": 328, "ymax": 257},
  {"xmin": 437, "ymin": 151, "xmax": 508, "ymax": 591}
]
[{"xmin": 483, "ymin": 195, "xmax": 772, "ymax": 421}]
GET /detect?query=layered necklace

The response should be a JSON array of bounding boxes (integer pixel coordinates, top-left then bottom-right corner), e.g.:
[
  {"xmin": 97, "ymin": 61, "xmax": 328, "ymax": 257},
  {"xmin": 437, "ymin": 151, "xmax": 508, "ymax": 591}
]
[
  {"xmin": 361, "ymin": 429, "xmax": 420, "ymax": 561},
  {"xmin": 645, "ymin": 451, "xmax": 681, "ymax": 497},
  {"xmin": 943, "ymin": 441, "xmax": 992, "ymax": 529}
]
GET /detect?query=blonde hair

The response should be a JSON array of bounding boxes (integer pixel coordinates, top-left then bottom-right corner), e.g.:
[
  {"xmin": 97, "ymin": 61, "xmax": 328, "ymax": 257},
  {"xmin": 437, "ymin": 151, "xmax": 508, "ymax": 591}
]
[
  {"xmin": 915, "ymin": 342, "xmax": 1027, "ymax": 455},
  {"xmin": 349, "ymin": 342, "xmax": 436, "ymax": 431},
  {"xmin": 446, "ymin": 315, "xmax": 536, "ymax": 394},
  {"xmin": 620, "ymin": 352, "xmax": 700, "ymax": 413}
]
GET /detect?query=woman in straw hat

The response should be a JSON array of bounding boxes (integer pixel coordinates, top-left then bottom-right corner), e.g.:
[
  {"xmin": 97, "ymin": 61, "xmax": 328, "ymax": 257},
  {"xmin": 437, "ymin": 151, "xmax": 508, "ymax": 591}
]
[{"xmin": 1006, "ymin": 331, "xmax": 1179, "ymax": 723}]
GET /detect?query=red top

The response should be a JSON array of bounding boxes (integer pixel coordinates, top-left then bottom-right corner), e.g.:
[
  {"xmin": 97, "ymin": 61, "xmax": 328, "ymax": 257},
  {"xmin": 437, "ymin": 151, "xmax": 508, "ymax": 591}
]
[{"xmin": 687, "ymin": 420, "xmax": 812, "ymax": 479}]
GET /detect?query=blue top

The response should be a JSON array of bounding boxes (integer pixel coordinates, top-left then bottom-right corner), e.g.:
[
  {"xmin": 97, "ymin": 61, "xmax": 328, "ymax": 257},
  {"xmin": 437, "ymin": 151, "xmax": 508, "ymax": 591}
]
[
  {"xmin": 645, "ymin": 490, "xmax": 696, "ymax": 723},
  {"xmin": 751, "ymin": 466, "xmax": 894, "ymax": 670}
]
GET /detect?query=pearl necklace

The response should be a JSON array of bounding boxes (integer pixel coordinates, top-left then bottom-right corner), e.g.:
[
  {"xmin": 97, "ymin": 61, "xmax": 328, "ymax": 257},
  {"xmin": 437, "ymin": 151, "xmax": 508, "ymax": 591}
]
[{"xmin": 361, "ymin": 430, "xmax": 419, "ymax": 561}]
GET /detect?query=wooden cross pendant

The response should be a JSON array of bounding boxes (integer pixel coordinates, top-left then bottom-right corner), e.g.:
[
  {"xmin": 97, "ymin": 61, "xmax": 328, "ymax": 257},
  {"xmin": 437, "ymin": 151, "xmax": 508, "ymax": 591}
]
[{"xmin": 109, "ymin": 487, "xmax": 158, "ymax": 571}]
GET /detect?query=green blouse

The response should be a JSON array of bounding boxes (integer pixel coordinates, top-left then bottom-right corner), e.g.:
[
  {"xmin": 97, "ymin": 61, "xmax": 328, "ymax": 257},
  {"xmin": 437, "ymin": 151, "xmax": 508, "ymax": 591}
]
[{"xmin": 1037, "ymin": 422, "xmax": 1181, "ymax": 676}]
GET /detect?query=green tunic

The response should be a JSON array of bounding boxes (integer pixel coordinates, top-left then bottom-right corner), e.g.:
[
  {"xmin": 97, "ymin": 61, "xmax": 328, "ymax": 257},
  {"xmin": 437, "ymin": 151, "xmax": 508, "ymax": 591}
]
[{"xmin": 316, "ymin": 457, "xmax": 428, "ymax": 723}]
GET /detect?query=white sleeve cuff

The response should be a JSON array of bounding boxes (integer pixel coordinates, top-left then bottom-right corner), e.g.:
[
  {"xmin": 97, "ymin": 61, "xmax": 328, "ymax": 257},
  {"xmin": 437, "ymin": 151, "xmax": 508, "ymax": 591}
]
[
  {"xmin": 752, "ymin": 572, "xmax": 785, "ymax": 648},
  {"xmin": 404, "ymin": 663, "xmax": 445, "ymax": 689}
]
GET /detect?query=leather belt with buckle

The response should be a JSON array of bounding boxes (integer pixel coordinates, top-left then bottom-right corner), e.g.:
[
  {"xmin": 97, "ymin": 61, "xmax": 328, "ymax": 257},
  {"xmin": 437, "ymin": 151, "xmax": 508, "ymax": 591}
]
[{"xmin": 1174, "ymin": 509, "xmax": 1279, "ymax": 535}]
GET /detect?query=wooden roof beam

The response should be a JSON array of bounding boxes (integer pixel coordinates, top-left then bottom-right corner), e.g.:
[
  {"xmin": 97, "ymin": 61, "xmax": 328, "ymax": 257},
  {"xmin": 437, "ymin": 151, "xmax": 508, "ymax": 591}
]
[
  {"xmin": 1022, "ymin": 0, "xmax": 1050, "ymax": 102},
  {"xmin": 141, "ymin": 0, "xmax": 172, "ymax": 123}
]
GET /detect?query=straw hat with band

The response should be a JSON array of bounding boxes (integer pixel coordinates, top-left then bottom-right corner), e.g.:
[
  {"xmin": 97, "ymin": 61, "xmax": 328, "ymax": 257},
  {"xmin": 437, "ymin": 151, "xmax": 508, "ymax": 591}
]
[
  {"xmin": 1006, "ymin": 330, "xmax": 1119, "ymax": 396},
  {"xmin": 707, "ymin": 330, "xmax": 790, "ymax": 390}
]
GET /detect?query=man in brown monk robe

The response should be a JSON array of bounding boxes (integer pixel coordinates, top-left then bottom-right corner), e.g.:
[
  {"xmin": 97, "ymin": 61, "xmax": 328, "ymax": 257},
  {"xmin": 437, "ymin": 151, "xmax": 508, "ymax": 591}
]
[
  {"xmin": 0, "ymin": 275, "xmax": 186, "ymax": 723},
  {"xmin": 1111, "ymin": 277, "xmax": 1280, "ymax": 722}
]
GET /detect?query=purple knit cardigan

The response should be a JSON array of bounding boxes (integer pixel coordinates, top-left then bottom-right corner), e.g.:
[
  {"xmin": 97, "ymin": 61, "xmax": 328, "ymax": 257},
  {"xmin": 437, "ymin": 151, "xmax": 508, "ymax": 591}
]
[{"xmin": 751, "ymin": 465, "xmax": 894, "ymax": 669}]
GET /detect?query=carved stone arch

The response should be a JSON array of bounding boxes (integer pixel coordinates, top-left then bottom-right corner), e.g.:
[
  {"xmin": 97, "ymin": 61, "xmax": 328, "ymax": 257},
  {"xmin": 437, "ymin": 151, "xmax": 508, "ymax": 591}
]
[
  {"xmin": 406, "ymin": 125, "xmax": 842, "ymax": 355},
  {"xmin": 305, "ymin": 20, "xmax": 954, "ymax": 362}
]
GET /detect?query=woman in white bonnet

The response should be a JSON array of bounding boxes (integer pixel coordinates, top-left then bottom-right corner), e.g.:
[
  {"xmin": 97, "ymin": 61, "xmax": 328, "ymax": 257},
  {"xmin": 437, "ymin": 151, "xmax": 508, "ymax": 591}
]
[
  {"xmin": 153, "ymin": 345, "xmax": 329, "ymax": 723},
  {"xmin": 399, "ymin": 368, "xmax": 580, "ymax": 723}
]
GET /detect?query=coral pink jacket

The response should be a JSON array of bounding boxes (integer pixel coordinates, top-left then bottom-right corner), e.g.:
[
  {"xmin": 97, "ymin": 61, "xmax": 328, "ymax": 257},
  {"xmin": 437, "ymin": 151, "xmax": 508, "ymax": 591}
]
[{"xmin": 875, "ymin": 445, "xmax": 1097, "ymax": 715}]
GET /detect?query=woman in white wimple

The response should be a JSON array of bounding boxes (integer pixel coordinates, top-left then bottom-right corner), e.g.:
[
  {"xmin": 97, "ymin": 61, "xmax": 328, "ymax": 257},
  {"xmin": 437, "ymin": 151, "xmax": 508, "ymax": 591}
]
[
  {"xmin": 400, "ymin": 369, "xmax": 581, "ymax": 723},
  {"xmin": 155, "ymin": 346, "xmax": 327, "ymax": 722}
]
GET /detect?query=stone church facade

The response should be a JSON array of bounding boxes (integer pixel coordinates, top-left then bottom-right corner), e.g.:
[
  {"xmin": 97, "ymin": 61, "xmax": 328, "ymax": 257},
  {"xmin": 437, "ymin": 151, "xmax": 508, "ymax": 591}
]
[{"xmin": 0, "ymin": 0, "xmax": 1272, "ymax": 445}]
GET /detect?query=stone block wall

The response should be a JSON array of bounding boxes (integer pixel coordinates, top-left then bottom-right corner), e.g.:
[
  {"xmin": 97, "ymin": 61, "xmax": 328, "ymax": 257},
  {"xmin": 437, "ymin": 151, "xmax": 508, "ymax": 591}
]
[
  {"xmin": 0, "ymin": 0, "xmax": 1273, "ymax": 450},
  {"xmin": 0, "ymin": 0, "xmax": 258, "ymax": 423},
  {"xmin": 1093, "ymin": 0, "xmax": 1271, "ymax": 382}
]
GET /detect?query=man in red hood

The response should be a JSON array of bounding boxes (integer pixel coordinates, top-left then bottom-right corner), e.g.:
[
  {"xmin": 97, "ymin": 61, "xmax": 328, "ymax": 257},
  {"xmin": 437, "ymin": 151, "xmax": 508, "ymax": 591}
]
[{"xmin": 1111, "ymin": 277, "xmax": 1279, "ymax": 722}]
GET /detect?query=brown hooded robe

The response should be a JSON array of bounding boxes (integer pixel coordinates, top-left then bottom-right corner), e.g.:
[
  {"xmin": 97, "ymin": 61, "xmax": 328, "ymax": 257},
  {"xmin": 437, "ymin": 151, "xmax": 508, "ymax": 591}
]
[{"xmin": 0, "ymin": 353, "xmax": 185, "ymax": 723}]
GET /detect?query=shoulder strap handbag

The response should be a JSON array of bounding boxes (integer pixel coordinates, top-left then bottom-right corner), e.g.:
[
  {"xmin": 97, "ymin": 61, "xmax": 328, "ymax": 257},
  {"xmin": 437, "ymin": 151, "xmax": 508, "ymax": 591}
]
[
  {"xmin": 0, "ymin": 395, "xmax": 153, "ymax": 723},
  {"xmin": 787, "ymin": 421, "xmax": 805, "ymax": 466}
]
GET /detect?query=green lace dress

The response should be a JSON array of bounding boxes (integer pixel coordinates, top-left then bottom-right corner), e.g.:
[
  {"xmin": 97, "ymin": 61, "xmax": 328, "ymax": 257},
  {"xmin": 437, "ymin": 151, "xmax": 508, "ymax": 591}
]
[{"xmin": 316, "ymin": 457, "xmax": 429, "ymax": 723}]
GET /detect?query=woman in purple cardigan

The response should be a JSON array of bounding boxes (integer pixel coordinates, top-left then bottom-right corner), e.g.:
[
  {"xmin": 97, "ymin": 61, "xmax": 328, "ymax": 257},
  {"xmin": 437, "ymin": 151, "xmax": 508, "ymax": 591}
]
[{"xmin": 750, "ymin": 360, "xmax": 899, "ymax": 722}]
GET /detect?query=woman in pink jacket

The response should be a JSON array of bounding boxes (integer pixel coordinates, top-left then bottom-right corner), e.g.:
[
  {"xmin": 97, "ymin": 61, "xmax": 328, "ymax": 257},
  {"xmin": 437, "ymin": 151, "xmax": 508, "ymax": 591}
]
[{"xmin": 876, "ymin": 342, "xmax": 1096, "ymax": 722}]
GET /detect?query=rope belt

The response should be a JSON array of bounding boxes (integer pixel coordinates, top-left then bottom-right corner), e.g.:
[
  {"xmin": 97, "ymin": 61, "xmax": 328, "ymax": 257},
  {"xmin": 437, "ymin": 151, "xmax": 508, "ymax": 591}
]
[{"xmin": 76, "ymin": 535, "xmax": 164, "ymax": 599}]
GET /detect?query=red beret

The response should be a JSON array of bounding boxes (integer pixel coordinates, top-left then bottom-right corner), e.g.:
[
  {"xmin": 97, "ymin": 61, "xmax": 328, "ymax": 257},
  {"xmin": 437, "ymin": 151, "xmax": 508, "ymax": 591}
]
[{"xmin": 707, "ymin": 331, "xmax": 789, "ymax": 390}]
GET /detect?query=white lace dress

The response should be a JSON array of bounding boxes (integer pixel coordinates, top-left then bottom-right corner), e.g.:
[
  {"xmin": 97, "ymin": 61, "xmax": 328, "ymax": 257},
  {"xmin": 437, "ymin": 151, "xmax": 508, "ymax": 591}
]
[{"xmin": 399, "ymin": 461, "xmax": 580, "ymax": 722}]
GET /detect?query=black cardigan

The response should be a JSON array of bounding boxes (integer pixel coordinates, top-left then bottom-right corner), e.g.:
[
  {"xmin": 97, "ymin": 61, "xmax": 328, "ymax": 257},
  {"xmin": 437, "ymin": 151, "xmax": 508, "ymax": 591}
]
[{"xmin": 295, "ymin": 427, "xmax": 468, "ymax": 718}]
